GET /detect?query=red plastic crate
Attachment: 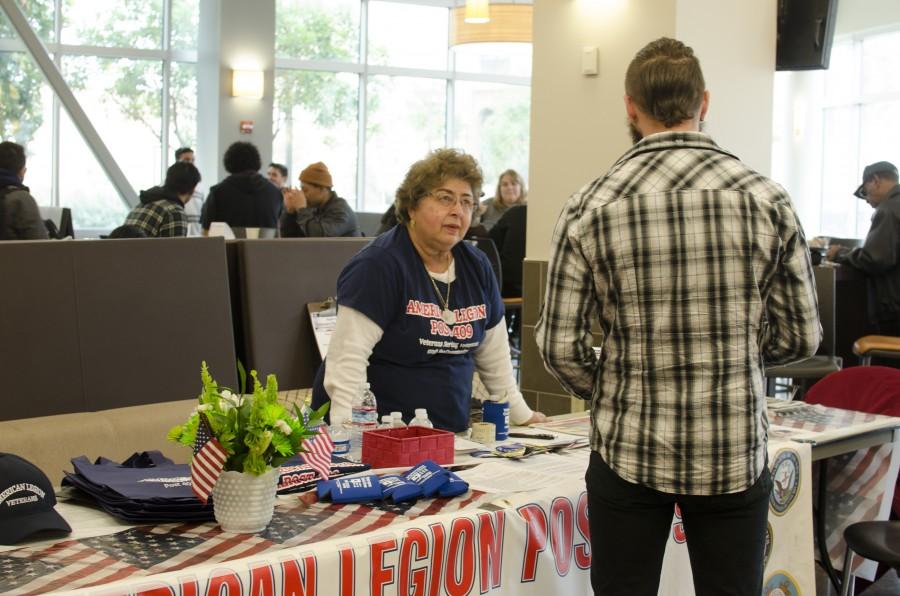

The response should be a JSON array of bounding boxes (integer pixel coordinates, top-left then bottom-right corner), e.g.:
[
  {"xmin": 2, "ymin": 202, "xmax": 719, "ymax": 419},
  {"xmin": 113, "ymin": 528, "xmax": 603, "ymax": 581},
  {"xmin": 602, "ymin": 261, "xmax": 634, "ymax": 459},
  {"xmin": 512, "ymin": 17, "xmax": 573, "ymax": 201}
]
[{"xmin": 361, "ymin": 426, "xmax": 455, "ymax": 468}]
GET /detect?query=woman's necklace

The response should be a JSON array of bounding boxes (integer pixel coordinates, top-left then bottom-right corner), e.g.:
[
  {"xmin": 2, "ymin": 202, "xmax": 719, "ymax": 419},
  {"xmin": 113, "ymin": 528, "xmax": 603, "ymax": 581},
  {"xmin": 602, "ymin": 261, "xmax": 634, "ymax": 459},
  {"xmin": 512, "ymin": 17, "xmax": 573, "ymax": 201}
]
[{"xmin": 427, "ymin": 254, "xmax": 455, "ymax": 325}]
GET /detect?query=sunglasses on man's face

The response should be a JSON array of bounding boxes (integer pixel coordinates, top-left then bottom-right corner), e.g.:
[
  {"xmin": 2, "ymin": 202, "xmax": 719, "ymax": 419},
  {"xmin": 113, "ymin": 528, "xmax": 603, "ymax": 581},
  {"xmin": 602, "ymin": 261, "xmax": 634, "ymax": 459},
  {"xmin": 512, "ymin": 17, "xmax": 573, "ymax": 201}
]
[{"xmin": 854, "ymin": 177, "xmax": 875, "ymax": 200}]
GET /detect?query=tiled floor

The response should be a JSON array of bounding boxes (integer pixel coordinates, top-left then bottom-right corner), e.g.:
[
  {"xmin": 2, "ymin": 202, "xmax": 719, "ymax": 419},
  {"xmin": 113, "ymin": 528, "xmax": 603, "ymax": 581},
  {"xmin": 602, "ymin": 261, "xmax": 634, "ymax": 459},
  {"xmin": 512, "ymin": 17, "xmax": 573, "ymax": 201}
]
[{"xmin": 815, "ymin": 564, "xmax": 900, "ymax": 595}]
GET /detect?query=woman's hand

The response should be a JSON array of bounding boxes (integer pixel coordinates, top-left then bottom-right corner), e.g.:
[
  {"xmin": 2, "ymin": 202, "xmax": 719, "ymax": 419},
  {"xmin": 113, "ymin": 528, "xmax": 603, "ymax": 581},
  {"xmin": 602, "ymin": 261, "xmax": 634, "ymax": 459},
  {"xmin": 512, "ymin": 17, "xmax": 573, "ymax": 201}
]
[{"xmin": 523, "ymin": 411, "xmax": 548, "ymax": 425}]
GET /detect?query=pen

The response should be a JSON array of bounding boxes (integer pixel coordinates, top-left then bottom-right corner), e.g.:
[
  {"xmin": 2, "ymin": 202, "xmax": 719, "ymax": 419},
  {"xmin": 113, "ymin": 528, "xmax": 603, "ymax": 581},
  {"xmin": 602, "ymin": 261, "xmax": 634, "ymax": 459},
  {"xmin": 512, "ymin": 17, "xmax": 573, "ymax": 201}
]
[{"xmin": 507, "ymin": 432, "xmax": 556, "ymax": 440}]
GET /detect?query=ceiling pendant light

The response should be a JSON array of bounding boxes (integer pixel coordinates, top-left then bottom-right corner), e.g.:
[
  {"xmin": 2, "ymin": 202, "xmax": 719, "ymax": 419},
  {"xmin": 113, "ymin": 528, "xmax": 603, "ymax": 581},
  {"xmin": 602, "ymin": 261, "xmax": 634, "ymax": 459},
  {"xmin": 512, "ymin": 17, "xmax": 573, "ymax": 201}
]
[{"xmin": 465, "ymin": 0, "xmax": 490, "ymax": 24}]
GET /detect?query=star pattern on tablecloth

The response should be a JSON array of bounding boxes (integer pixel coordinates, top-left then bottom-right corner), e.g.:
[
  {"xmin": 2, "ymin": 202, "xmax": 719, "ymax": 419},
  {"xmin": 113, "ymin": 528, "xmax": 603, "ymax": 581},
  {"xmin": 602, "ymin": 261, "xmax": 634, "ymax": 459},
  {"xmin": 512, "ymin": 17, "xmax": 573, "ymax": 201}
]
[
  {"xmin": 0, "ymin": 555, "xmax": 65, "ymax": 591},
  {"xmin": 82, "ymin": 528, "xmax": 205, "ymax": 569}
]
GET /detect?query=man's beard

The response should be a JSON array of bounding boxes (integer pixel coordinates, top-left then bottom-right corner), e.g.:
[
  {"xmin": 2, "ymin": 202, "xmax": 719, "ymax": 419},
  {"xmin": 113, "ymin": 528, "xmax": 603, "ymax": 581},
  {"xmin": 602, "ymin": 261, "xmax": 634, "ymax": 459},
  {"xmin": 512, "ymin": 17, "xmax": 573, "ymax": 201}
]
[{"xmin": 628, "ymin": 120, "xmax": 642, "ymax": 145}]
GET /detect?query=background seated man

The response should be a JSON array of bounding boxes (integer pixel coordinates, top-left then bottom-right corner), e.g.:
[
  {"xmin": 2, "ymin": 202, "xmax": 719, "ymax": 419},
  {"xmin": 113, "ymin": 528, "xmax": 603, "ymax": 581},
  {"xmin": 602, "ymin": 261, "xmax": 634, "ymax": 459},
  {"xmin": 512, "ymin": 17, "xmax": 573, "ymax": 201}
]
[
  {"xmin": 201, "ymin": 142, "xmax": 283, "ymax": 235},
  {"xmin": 0, "ymin": 141, "xmax": 49, "ymax": 241},
  {"xmin": 280, "ymin": 162, "xmax": 361, "ymax": 237},
  {"xmin": 267, "ymin": 162, "xmax": 288, "ymax": 189},
  {"xmin": 123, "ymin": 161, "xmax": 201, "ymax": 238}
]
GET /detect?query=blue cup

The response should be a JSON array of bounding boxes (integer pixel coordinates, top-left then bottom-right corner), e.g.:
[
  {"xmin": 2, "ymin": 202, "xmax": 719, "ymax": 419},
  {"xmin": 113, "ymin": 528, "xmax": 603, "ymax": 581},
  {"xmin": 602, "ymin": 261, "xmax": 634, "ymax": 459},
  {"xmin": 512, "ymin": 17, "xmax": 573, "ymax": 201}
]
[{"xmin": 482, "ymin": 401, "xmax": 510, "ymax": 441}]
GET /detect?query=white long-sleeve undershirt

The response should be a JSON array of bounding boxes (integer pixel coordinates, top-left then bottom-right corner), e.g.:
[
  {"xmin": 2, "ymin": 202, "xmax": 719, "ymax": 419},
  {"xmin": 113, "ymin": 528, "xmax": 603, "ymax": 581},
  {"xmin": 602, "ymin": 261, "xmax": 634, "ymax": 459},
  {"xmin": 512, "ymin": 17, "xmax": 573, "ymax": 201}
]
[{"xmin": 323, "ymin": 266, "xmax": 533, "ymax": 427}]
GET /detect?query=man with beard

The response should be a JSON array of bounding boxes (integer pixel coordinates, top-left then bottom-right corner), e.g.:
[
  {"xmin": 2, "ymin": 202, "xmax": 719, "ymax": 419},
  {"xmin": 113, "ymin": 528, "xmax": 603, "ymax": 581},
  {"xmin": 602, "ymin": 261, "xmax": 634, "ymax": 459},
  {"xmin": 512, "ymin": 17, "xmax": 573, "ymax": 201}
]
[{"xmin": 536, "ymin": 37, "xmax": 821, "ymax": 595}]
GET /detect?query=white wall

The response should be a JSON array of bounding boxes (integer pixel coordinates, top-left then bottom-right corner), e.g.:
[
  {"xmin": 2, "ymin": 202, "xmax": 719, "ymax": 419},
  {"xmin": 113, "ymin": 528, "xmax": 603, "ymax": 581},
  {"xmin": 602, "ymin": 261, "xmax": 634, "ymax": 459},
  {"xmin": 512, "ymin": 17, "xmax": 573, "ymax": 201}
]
[
  {"xmin": 527, "ymin": 0, "xmax": 675, "ymax": 261},
  {"xmin": 527, "ymin": 0, "xmax": 777, "ymax": 261},
  {"xmin": 836, "ymin": 0, "xmax": 900, "ymax": 36},
  {"xmin": 676, "ymin": 0, "xmax": 776, "ymax": 175}
]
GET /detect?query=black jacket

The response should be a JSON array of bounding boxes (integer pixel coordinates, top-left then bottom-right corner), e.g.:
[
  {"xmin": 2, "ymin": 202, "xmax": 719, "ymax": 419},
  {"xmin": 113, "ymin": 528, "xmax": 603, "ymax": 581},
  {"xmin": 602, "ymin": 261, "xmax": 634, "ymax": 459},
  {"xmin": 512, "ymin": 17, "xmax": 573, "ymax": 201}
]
[
  {"xmin": 279, "ymin": 190, "xmax": 361, "ymax": 237},
  {"xmin": 838, "ymin": 185, "xmax": 900, "ymax": 326},
  {"xmin": 201, "ymin": 172, "xmax": 282, "ymax": 230},
  {"xmin": 489, "ymin": 204, "xmax": 526, "ymax": 297}
]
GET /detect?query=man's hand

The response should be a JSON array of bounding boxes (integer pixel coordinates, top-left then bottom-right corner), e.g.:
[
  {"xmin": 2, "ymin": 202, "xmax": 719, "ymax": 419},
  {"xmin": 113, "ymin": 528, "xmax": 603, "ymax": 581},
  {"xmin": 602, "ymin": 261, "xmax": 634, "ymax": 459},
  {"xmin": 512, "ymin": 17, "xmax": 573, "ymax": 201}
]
[
  {"xmin": 283, "ymin": 187, "xmax": 307, "ymax": 213},
  {"xmin": 826, "ymin": 244, "xmax": 842, "ymax": 261}
]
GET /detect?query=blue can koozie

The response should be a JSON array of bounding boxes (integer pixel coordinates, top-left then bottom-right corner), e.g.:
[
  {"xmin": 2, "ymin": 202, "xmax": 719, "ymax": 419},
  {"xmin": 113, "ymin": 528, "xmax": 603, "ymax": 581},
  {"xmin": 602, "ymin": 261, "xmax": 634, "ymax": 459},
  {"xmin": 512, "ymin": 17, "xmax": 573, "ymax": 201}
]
[{"xmin": 482, "ymin": 400, "xmax": 510, "ymax": 441}]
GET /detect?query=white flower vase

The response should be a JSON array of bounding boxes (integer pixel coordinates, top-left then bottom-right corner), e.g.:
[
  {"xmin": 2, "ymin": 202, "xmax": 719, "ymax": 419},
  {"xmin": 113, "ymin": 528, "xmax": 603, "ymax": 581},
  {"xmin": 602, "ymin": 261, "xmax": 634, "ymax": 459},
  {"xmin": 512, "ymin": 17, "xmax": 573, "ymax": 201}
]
[{"xmin": 212, "ymin": 467, "xmax": 279, "ymax": 533}]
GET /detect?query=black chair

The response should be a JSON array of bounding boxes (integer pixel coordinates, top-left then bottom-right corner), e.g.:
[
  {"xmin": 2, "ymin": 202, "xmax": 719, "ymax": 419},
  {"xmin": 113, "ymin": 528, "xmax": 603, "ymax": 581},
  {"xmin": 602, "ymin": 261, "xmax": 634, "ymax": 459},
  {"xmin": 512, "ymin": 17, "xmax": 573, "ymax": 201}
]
[
  {"xmin": 765, "ymin": 266, "xmax": 842, "ymax": 399},
  {"xmin": 839, "ymin": 521, "xmax": 900, "ymax": 596},
  {"xmin": 38, "ymin": 205, "xmax": 74, "ymax": 238}
]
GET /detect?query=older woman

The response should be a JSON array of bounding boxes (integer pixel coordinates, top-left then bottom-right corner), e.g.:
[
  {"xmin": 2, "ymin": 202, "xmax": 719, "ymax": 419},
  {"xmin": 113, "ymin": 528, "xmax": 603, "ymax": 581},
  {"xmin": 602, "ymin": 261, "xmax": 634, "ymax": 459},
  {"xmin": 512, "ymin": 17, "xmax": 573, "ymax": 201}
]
[
  {"xmin": 478, "ymin": 169, "xmax": 527, "ymax": 231},
  {"xmin": 312, "ymin": 149, "xmax": 544, "ymax": 432}
]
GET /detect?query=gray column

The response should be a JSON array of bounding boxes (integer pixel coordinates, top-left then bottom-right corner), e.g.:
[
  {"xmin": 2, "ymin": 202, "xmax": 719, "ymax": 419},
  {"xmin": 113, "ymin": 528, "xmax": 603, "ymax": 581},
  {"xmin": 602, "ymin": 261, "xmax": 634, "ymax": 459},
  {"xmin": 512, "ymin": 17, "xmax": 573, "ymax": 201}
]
[{"xmin": 197, "ymin": 0, "xmax": 276, "ymax": 182}]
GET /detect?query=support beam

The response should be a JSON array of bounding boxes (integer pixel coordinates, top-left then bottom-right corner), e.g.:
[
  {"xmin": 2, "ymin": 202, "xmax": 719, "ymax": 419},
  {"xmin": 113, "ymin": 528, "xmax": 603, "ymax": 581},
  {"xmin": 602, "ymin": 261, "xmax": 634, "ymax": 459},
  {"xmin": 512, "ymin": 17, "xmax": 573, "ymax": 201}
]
[{"xmin": 0, "ymin": 0, "xmax": 138, "ymax": 207}]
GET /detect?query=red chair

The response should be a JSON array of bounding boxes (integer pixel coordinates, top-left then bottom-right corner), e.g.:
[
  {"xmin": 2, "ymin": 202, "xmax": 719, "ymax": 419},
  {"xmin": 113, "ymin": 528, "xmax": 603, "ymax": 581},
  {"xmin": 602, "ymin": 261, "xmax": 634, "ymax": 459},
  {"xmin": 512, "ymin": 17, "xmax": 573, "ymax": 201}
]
[
  {"xmin": 806, "ymin": 366, "xmax": 900, "ymax": 594},
  {"xmin": 806, "ymin": 366, "xmax": 900, "ymax": 518}
]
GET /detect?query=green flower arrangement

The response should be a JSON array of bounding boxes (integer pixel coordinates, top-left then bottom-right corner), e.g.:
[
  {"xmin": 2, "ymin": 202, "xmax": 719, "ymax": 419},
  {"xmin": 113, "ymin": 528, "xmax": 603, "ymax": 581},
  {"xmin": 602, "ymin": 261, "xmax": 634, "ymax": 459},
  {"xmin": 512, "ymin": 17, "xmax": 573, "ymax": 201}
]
[{"xmin": 168, "ymin": 362, "xmax": 329, "ymax": 476}]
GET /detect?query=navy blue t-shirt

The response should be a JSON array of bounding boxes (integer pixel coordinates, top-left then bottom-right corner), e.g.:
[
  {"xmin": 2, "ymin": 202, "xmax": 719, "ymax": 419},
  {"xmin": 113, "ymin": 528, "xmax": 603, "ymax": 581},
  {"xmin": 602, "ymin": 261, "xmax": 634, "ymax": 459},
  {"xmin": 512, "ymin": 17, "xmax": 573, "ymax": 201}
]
[{"xmin": 312, "ymin": 225, "xmax": 504, "ymax": 432}]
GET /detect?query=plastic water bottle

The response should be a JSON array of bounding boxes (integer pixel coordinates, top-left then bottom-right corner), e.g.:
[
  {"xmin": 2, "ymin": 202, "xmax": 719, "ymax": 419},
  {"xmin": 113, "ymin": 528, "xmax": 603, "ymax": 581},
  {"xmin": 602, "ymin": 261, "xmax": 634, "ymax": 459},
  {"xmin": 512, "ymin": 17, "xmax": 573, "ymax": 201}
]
[
  {"xmin": 346, "ymin": 382, "xmax": 378, "ymax": 460},
  {"xmin": 391, "ymin": 411, "xmax": 406, "ymax": 427},
  {"xmin": 378, "ymin": 415, "xmax": 394, "ymax": 429},
  {"xmin": 408, "ymin": 408, "xmax": 434, "ymax": 428},
  {"xmin": 330, "ymin": 424, "xmax": 350, "ymax": 458}
]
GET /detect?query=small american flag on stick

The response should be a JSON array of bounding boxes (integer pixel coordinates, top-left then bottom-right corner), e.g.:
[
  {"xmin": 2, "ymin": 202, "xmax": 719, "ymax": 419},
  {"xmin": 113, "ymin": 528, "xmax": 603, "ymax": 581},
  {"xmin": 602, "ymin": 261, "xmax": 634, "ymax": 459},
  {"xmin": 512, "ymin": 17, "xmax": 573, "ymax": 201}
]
[
  {"xmin": 301, "ymin": 426, "xmax": 334, "ymax": 481},
  {"xmin": 191, "ymin": 414, "xmax": 228, "ymax": 504}
]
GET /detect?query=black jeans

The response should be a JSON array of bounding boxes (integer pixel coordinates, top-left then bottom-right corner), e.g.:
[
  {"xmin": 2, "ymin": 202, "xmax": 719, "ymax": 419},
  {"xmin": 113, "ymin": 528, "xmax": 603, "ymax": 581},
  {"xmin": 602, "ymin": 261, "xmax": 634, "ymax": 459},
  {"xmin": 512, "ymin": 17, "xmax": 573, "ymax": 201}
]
[{"xmin": 585, "ymin": 450, "xmax": 772, "ymax": 596}]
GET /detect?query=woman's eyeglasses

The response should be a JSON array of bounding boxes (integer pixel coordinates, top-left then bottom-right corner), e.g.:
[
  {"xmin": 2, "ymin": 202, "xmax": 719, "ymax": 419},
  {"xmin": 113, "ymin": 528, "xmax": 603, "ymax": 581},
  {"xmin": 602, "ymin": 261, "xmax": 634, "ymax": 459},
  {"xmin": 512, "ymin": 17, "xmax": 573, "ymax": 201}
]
[{"xmin": 428, "ymin": 191, "xmax": 477, "ymax": 213}]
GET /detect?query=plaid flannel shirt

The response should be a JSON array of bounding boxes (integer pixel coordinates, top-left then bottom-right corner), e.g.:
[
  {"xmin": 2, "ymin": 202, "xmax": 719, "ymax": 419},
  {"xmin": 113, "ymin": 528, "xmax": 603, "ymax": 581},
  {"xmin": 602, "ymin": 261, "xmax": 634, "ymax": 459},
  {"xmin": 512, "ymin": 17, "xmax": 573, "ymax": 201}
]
[
  {"xmin": 536, "ymin": 132, "xmax": 821, "ymax": 495},
  {"xmin": 124, "ymin": 198, "xmax": 187, "ymax": 238}
]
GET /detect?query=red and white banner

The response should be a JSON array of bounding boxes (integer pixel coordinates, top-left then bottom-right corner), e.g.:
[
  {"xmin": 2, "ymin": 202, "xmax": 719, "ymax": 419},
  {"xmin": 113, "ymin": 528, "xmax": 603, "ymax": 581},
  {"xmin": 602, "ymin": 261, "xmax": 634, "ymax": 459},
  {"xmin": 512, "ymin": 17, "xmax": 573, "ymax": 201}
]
[{"xmin": 65, "ymin": 441, "xmax": 812, "ymax": 596}]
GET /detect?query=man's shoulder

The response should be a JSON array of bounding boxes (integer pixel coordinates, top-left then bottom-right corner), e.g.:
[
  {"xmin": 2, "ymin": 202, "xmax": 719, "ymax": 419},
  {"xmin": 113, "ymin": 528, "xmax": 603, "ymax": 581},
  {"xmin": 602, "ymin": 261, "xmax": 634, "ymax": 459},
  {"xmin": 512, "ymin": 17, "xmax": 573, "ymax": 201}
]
[{"xmin": 1, "ymin": 185, "xmax": 35, "ymax": 203}]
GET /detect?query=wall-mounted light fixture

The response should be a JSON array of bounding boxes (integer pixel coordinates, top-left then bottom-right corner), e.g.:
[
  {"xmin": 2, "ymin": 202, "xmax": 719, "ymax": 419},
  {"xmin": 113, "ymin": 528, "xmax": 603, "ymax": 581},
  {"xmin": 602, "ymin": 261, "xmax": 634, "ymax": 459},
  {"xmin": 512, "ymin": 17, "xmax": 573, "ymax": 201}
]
[
  {"xmin": 231, "ymin": 69, "xmax": 264, "ymax": 99},
  {"xmin": 452, "ymin": 3, "xmax": 532, "ymax": 45},
  {"xmin": 465, "ymin": 0, "xmax": 490, "ymax": 24}
]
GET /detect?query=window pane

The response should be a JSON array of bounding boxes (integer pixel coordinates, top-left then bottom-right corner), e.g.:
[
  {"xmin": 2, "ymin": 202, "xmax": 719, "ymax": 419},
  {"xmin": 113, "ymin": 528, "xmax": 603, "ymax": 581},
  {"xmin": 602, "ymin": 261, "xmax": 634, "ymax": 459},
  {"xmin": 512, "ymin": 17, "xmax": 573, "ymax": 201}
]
[
  {"xmin": 62, "ymin": 0, "xmax": 163, "ymax": 49},
  {"xmin": 453, "ymin": 80, "xmax": 530, "ymax": 194},
  {"xmin": 823, "ymin": 40, "xmax": 856, "ymax": 105},
  {"xmin": 860, "ymin": 100, "xmax": 900, "ymax": 235},
  {"xmin": 861, "ymin": 30, "xmax": 900, "ymax": 97},
  {"xmin": 273, "ymin": 69, "xmax": 358, "ymax": 200},
  {"xmin": 275, "ymin": 0, "xmax": 359, "ymax": 61},
  {"xmin": 0, "ymin": 51, "xmax": 53, "ymax": 203},
  {"xmin": 58, "ymin": 111, "xmax": 128, "ymax": 232},
  {"xmin": 169, "ymin": 61, "xmax": 197, "ymax": 154},
  {"xmin": 170, "ymin": 0, "xmax": 199, "ymax": 50},
  {"xmin": 62, "ymin": 56, "xmax": 163, "ymax": 194},
  {"xmin": 0, "ymin": 0, "xmax": 56, "ymax": 41},
  {"xmin": 365, "ymin": 76, "xmax": 446, "ymax": 213},
  {"xmin": 453, "ymin": 42, "xmax": 532, "ymax": 78},
  {"xmin": 368, "ymin": 2, "xmax": 447, "ymax": 70},
  {"xmin": 820, "ymin": 106, "xmax": 860, "ymax": 238}
]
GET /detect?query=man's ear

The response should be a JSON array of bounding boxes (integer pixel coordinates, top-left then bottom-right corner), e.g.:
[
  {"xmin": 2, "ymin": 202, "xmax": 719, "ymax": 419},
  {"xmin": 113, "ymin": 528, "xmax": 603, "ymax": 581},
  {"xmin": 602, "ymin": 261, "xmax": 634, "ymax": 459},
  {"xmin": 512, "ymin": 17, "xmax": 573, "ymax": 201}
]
[
  {"xmin": 699, "ymin": 90, "xmax": 710, "ymax": 122},
  {"xmin": 624, "ymin": 95, "xmax": 638, "ymax": 122}
]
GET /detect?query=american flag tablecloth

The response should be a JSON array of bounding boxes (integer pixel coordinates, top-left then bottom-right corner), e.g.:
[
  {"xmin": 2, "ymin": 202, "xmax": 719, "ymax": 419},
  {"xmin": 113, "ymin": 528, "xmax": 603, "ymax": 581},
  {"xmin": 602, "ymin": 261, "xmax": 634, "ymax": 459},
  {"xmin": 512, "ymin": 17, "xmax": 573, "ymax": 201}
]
[
  {"xmin": 0, "ymin": 488, "xmax": 493, "ymax": 595},
  {"xmin": 769, "ymin": 402, "xmax": 900, "ymax": 578}
]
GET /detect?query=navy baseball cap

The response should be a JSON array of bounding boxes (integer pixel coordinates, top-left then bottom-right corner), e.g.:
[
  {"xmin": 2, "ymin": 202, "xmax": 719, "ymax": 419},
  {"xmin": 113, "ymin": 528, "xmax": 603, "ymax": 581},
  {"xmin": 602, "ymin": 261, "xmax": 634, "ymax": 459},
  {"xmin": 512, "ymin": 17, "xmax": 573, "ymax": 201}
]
[
  {"xmin": 854, "ymin": 161, "xmax": 898, "ymax": 199},
  {"xmin": 0, "ymin": 453, "xmax": 71, "ymax": 545}
]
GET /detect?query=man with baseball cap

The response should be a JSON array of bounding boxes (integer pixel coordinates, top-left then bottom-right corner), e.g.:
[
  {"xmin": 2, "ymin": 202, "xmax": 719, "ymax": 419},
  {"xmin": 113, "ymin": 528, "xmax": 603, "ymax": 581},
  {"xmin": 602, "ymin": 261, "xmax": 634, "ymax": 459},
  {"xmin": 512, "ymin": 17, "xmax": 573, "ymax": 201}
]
[
  {"xmin": 280, "ymin": 161, "xmax": 361, "ymax": 237},
  {"xmin": 0, "ymin": 453, "xmax": 71, "ymax": 545},
  {"xmin": 830, "ymin": 160, "xmax": 900, "ymax": 334}
]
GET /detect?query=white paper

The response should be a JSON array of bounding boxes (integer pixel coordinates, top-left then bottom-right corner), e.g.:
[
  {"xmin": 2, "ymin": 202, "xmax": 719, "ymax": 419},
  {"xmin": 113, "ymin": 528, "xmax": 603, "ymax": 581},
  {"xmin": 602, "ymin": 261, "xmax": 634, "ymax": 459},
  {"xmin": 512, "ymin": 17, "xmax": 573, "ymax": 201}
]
[
  {"xmin": 456, "ymin": 450, "xmax": 589, "ymax": 493},
  {"xmin": 309, "ymin": 305, "xmax": 337, "ymax": 357}
]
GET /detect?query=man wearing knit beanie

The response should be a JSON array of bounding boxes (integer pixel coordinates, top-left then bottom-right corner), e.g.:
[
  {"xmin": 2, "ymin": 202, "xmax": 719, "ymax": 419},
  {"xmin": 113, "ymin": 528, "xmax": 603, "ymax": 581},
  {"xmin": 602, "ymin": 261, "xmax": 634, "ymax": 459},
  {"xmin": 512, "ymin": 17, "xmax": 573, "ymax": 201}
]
[{"xmin": 281, "ymin": 161, "xmax": 361, "ymax": 237}]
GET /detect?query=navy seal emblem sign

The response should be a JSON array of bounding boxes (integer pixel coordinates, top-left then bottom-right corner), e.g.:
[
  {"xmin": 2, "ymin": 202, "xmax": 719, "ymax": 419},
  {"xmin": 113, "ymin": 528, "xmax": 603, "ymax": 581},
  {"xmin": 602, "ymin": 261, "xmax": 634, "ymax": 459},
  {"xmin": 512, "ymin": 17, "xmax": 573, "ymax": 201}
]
[
  {"xmin": 763, "ymin": 570, "xmax": 800, "ymax": 596},
  {"xmin": 770, "ymin": 449, "xmax": 801, "ymax": 516}
]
